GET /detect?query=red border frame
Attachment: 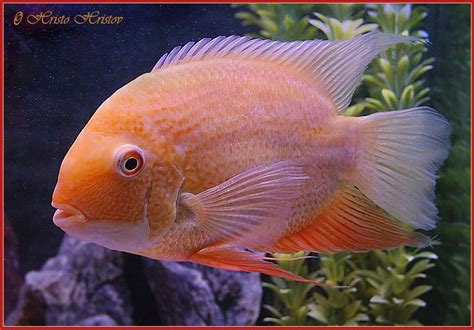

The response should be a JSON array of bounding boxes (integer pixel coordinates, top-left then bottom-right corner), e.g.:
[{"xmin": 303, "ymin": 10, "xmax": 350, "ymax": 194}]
[{"xmin": 1, "ymin": 1, "xmax": 473, "ymax": 329}]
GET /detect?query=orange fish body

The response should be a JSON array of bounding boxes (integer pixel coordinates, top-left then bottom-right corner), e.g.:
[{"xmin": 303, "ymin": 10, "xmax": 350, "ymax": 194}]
[
  {"xmin": 52, "ymin": 32, "xmax": 450, "ymax": 284},
  {"xmin": 116, "ymin": 60, "xmax": 353, "ymax": 256}
]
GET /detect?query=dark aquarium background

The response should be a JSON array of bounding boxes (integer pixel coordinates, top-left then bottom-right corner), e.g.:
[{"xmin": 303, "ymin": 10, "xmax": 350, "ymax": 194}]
[{"xmin": 4, "ymin": 4, "xmax": 471, "ymax": 326}]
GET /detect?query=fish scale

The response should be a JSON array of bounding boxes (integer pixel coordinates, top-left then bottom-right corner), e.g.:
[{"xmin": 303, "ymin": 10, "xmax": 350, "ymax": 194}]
[{"xmin": 129, "ymin": 61, "xmax": 356, "ymax": 258}]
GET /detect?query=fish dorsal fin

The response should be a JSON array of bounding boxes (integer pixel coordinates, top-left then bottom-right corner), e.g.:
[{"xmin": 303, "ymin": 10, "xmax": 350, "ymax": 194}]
[{"xmin": 152, "ymin": 32, "xmax": 416, "ymax": 112}]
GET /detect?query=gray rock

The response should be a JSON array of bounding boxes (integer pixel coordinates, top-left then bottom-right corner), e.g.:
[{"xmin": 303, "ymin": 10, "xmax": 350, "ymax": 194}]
[
  {"xmin": 4, "ymin": 216, "xmax": 23, "ymax": 320},
  {"xmin": 8, "ymin": 234, "xmax": 263, "ymax": 326},
  {"xmin": 192, "ymin": 263, "xmax": 263, "ymax": 325},
  {"xmin": 143, "ymin": 259, "xmax": 262, "ymax": 325},
  {"xmin": 5, "ymin": 286, "xmax": 46, "ymax": 325},
  {"xmin": 7, "ymin": 235, "xmax": 133, "ymax": 326},
  {"xmin": 77, "ymin": 314, "xmax": 118, "ymax": 326}
]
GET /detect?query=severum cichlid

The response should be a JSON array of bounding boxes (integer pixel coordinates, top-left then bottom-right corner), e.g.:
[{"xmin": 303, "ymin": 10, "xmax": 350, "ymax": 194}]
[{"xmin": 51, "ymin": 32, "xmax": 450, "ymax": 285}]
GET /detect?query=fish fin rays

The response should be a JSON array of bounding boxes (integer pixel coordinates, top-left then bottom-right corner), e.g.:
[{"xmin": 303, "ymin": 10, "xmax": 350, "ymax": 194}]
[
  {"xmin": 189, "ymin": 247, "xmax": 335, "ymax": 287},
  {"xmin": 350, "ymin": 107, "xmax": 451, "ymax": 229},
  {"xmin": 181, "ymin": 160, "xmax": 308, "ymax": 248},
  {"xmin": 152, "ymin": 32, "xmax": 418, "ymax": 112},
  {"xmin": 273, "ymin": 183, "xmax": 431, "ymax": 253}
]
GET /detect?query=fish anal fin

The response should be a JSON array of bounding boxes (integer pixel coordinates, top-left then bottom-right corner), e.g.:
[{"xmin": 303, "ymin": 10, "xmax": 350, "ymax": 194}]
[
  {"xmin": 274, "ymin": 183, "xmax": 431, "ymax": 253},
  {"xmin": 189, "ymin": 247, "xmax": 332, "ymax": 287}
]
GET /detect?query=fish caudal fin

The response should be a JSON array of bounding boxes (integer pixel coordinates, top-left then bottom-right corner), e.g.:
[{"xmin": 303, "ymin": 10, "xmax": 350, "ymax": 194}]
[
  {"xmin": 273, "ymin": 183, "xmax": 430, "ymax": 253},
  {"xmin": 350, "ymin": 107, "xmax": 451, "ymax": 230},
  {"xmin": 189, "ymin": 247, "xmax": 338, "ymax": 287}
]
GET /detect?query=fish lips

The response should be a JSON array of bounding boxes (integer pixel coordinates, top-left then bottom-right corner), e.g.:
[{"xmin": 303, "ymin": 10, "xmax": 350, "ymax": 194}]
[{"xmin": 52, "ymin": 202, "xmax": 87, "ymax": 227}]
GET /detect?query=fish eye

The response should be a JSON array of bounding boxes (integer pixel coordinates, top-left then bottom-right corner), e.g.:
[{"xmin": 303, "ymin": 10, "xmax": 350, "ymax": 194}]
[
  {"xmin": 124, "ymin": 157, "xmax": 138, "ymax": 171},
  {"xmin": 115, "ymin": 145, "xmax": 145, "ymax": 178}
]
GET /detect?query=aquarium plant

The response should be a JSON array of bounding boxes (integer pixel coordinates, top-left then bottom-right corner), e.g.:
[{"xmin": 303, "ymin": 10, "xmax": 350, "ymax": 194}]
[
  {"xmin": 308, "ymin": 6, "xmax": 377, "ymax": 40},
  {"xmin": 262, "ymin": 249, "xmax": 437, "ymax": 325},
  {"xmin": 262, "ymin": 252, "xmax": 315, "ymax": 325},
  {"xmin": 418, "ymin": 4, "xmax": 471, "ymax": 325},
  {"xmin": 234, "ymin": 4, "xmax": 319, "ymax": 41},
  {"xmin": 235, "ymin": 3, "xmax": 469, "ymax": 326},
  {"xmin": 350, "ymin": 4, "xmax": 433, "ymax": 115}
]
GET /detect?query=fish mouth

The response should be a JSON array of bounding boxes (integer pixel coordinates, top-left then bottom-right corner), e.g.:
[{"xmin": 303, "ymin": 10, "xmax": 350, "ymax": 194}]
[{"xmin": 52, "ymin": 202, "xmax": 87, "ymax": 227}]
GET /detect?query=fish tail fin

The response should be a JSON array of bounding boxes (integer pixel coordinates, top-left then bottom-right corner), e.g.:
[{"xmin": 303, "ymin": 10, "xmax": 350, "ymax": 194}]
[{"xmin": 349, "ymin": 107, "xmax": 451, "ymax": 229}]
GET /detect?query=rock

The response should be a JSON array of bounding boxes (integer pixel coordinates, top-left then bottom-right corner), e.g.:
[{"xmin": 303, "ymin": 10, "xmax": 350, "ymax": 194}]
[
  {"xmin": 143, "ymin": 259, "xmax": 262, "ymax": 325},
  {"xmin": 8, "ymin": 234, "xmax": 263, "ymax": 326},
  {"xmin": 7, "ymin": 235, "xmax": 133, "ymax": 326},
  {"xmin": 4, "ymin": 216, "xmax": 23, "ymax": 320},
  {"xmin": 77, "ymin": 314, "xmax": 118, "ymax": 326},
  {"xmin": 5, "ymin": 286, "xmax": 46, "ymax": 325},
  {"xmin": 193, "ymin": 263, "xmax": 263, "ymax": 325}
]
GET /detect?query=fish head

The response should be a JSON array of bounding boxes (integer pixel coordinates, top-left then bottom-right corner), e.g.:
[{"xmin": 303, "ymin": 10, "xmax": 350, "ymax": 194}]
[{"xmin": 52, "ymin": 90, "xmax": 184, "ymax": 252}]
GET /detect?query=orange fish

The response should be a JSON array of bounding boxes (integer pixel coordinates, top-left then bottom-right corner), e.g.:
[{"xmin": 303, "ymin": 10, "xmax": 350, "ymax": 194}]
[{"xmin": 52, "ymin": 32, "xmax": 450, "ymax": 285}]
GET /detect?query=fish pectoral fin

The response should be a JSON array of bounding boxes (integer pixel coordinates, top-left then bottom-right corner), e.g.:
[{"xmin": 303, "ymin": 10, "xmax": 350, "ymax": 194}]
[
  {"xmin": 189, "ymin": 246, "xmax": 333, "ymax": 287},
  {"xmin": 181, "ymin": 160, "xmax": 308, "ymax": 247}
]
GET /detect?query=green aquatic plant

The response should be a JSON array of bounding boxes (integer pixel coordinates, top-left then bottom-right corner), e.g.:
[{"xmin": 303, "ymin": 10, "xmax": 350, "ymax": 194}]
[
  {"xmin": 346, "ymin": 4, "xmax": 433, "ymax": 116},
  {"xmin": 308, "ymin": 10, "xmax": 377, "ymax": 40},
  {"xmin": 314, "ymin": 4, "xmax": 365, "ymax": 21},
  {"xmin": 262, "ymin": 252, "xmax": 315, "ymax": 325},
  {"xmin": 234, "ymin": 4, "xmax": 370, "ymax": 42},
  {"xmin": 318, "ymin": 250, "xmax": 437, "ymax": 325},
  {"xmin": 354, "ymin": 249, "xmax": 437, "ymax": 325},
  {"xmin": 234, "ymin": 4, "xmax": 319, "ymax": 41},
  {"xmin": 308, "ymin": 253, "xmax": 369, "ymax": 326},
  {"xmin": 417, "ymin": 4, "xmax": 471, "ymax": 325},
  {"xmin": 366, "ymin": 4, "xmax": 428, "ymax": 36},
  {"xmin": 262, "ymin": 250, "xmax": 437, "ymax": 325}
]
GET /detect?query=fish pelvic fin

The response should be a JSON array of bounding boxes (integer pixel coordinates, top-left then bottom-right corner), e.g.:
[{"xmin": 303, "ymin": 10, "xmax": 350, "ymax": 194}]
[
  {"xmin": 349, "ymin": 107, "xmax": 451, "ymax": 230},
  {"xmin": 189, "ymin": 247, "xmax": 341, "ymax": 288},
  {"xmin": 152, "ymin": 32, "xmax": 418, "ymax": 113},
  {"xmin": 273, "ymin": 183, "xmax": 430, "ymax": 253}
]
